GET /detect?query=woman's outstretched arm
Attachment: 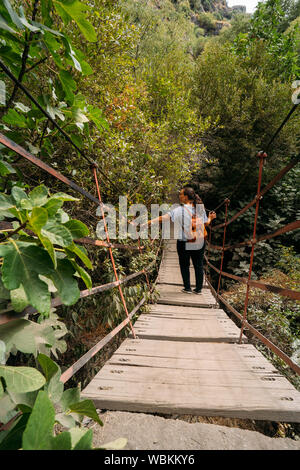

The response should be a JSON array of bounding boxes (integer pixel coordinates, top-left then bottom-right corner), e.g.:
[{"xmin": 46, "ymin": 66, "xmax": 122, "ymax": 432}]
[{"xmin": 146, "ymin": 213, "xmax": 171, "ymax": 227}]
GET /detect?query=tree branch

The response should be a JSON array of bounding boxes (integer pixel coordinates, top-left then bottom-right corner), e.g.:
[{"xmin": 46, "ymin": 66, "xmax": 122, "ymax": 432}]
[
  {"xmin": 25, "ymin": 55, "xmax": 48, "ymax": 74},
  {"xmin": 0, "ymin": 222, "xmax": 27, "ymax": 241},
  {"xmin": 0, "ymin": 0, "xmax": 40, "ymax": 118}
]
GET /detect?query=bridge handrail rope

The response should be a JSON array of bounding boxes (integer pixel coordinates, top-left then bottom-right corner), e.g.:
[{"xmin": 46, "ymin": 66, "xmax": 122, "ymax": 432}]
[
  {"xmin": 205, "ymin": 150, "xmax": 300, "ymax": 376},
  {"xmin": 211, "ymin": 102, "xmax": 299, "ymax": 213}
]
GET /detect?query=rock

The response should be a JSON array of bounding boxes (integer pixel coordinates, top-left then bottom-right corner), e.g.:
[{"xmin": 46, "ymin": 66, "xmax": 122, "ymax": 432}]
[{"xmin": 91, "ymin": 411, "xmax": 300, "ymax": 450}]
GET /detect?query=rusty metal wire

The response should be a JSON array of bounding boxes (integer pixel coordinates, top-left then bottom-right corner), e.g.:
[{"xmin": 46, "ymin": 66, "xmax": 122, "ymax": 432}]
[
  {"xmin": 207, "ymin": 220, "xmax": 300, "ymax": 252},
  {"xmin": 212, "ymin": 157, "xmax": 299, "ymax": 231},
  {"xmin": 205, "ymin": 256, "xmax": 300, "ymax": 301},
  {"xmin": 0, "ymin": 59, "xmax": 118, "ymax": 190},
  {"xmin": 205, "ymin": 276, "xmax": 300, "ymax": 376}
]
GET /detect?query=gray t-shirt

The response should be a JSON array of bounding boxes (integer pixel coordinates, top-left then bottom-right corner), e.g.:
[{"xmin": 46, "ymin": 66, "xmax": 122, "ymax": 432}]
[{"xmin": 168, "ymin": 204, "xmax": 208, "ymax": 242}]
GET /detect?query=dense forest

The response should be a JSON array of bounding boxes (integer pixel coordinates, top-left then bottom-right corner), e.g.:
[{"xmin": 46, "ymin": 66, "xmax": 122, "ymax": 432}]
[{"xmin": 0, "ymin": 0, "xmax": 299, "ymax": 448}]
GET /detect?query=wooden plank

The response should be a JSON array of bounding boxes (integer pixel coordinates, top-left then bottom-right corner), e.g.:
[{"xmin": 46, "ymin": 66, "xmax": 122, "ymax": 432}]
[
  {"xmin": 82, "ymin": 379, "xmax": 300, "ymax": 422},
  {"xmin": 131, "ymin": 315, "xmax": 244, "ymax": 343},
  {"xmin": 92, "ymin": 365, "xmax": 296, "ymax": 391},
  {"xmin": 114, "ymin": 339, "xmax": 264, "ymax": 363},
  {"xmin": 109, "ymin": 340, "xmax": 283, "ymax": 375},
  {"xmin": 108, "ymin": 353, "xmax": 279, "ymax": 372},
  {"xmin": 156, "ymin": 284, "xmax": 216, "ymax": 307},
  {"xmin": 148, "ymin": 305, "xmax": 227, "ymax": 317}
]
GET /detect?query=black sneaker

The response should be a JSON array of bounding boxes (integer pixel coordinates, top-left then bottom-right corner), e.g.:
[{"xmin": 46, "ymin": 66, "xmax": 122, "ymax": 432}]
[
  {"xmin": 181, "ymin": 288, "xmax": 192, "ymax": 294},
  {"xmin": 193, "ymin": 289, "xmax": 202, "ymax": 295}
]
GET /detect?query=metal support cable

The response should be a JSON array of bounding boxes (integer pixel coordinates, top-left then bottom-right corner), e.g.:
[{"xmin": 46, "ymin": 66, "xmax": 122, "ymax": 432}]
[
  {"xmin": 212, "ymin": 157, "xmax": 299, "ymax": 231},
  {"xmin": 92, "ymin": 166, "xmax": 136, "ymax": 339},
  {"xmin": 212, "ymin": 102, "xmax": 299, "ymax": 212},
  {"xmin": 217, "ymin": 198, "xmax": 230, "ymax": 295},
  {"xmin": 0, "ymin": 59, "xmax": 118, "ymax": 191},
  {"xmin": 265, "ymin": 104, "xmax": 299, "ymax": 152}
]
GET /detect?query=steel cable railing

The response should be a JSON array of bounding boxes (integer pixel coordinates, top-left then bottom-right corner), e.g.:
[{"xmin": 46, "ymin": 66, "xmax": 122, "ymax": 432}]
[
  {"xmin": 0, "ymin": 137, "xmax": 162, "ymax": 382},
  {"xmin": 205, "ymin": 151, "xmax": 300, "ymax": 375}
]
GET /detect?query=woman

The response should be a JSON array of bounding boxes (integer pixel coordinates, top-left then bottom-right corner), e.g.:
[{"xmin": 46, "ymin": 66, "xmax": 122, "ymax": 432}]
[{"xmin": 146, "ymin": 186, "xmax": 216, "ymax": 294}]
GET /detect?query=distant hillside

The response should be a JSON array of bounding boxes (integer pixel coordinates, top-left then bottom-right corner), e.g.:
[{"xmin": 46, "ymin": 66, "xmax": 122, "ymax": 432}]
[{"xmin": 170, "ymin": 0, "xmax": 246, "ymax": 19}]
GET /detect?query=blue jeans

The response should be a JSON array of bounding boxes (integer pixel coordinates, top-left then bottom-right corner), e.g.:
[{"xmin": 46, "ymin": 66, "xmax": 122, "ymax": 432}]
[{"xmin": 176, "ymin": 240, "xmax": 205, "ymax": 291}]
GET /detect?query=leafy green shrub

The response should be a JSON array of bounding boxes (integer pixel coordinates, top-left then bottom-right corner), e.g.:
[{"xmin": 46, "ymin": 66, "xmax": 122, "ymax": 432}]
[
  {"xmin": 222, "ymin": 250, "xmax": 300, "ymax": 389},
  {"xmin": 197, "ymin": 12, "xmax": 216, "ymax": 31},
  {"xmin": 0, "ymin": 184, "xmax": 92, "ymax": 317},
  {"xmin": 0, "ymin": 353, "xmax": 126, "ymax": 450}
]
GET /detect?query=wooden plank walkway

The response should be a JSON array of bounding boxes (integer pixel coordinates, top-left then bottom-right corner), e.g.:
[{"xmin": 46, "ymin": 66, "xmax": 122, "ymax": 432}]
[{"xmin": 82, "ymin": 238, "xmax": 300, "ymax": 422}]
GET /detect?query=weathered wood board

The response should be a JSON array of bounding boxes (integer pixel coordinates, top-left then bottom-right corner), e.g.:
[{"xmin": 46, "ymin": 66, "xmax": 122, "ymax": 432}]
[
  {"xmin": 156, "ymin": 284, "xmax": 216, "ymax": 307},
  {"xmin": 82, "ymin": 339, "xmax": 300, "ymax": 422},
  {"xmin": 129, "ymin": 309, "xmax": 246, "ymax": 343}
]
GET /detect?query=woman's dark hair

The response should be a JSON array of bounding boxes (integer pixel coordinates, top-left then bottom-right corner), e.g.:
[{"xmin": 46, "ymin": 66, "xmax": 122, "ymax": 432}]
[{"xmin": 182, "ymin": 186, "xmax": 203, "ymax": 207}]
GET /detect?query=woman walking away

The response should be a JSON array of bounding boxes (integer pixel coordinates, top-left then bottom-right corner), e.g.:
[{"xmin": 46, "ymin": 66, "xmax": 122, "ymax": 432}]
[{"xmin": 146, "ymin": 186, "xmax": 216, "ymax": 294}]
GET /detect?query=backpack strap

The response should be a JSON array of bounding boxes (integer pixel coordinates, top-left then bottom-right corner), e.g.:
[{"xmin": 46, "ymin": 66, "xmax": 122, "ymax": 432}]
[
  {"xmin": 182, "ymin": 205, "xmax": 207, "ymax": 241},
  {"xmin": 181, "ymin": 205, "xmax": 196, "ymax": 242}
]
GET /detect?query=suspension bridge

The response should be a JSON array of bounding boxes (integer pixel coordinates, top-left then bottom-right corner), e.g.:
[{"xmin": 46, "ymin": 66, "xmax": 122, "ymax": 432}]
[
  {"xmin": 0, "ymin": 59, "xmax": 300, "ymax": 425},
  {"xmin": 80, "ymin": 233, "xmax": 300, "ymax": 422}
]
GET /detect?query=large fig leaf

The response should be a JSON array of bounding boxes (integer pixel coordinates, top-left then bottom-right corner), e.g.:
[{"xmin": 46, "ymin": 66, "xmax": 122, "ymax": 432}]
[
  {"xmin": 48, "ymin": 258, "xmax": 80, "ymax": 305},
  {"xmin": 0, "ymin": 319, "xmax": 56, "ymax": 357},
  {"xmin": 41, "ymin": 222, "xmax": 73, "ymax": 247},
  {"xmin": 22, "ymin": 390, "xmax": 55, "ymax": 450},
  {"xmin": 0, "ymin": 242, "xmax": 53, "ymax": 290},
  {"xmin": 0, "ymin": 365, "xmax": 46, "ymax": 393}
]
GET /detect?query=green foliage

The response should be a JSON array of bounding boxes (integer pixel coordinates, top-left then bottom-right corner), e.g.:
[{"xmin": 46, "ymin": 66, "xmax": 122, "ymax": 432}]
[
  {"xmin": 0, "ymin": 315, "xmax": 67, "ymax": 361},
  {"xmin": 0, "ymin": 0, "xmax": 108, "ymax": 194},
  {"xmin": 218, "ymin": 13, "xmax": 252, "ymax": 43},
  {"xmin": 276, "ymin": 245, "xmax": 300, "ymax": 289},
  {"xmin": 0, "ymin": 185, "xmax": 92, "ymax": 317},
  {"xmin": 222, "ymin": 260, "xmax": 300, "ymax": 389},
  {"xmin": 232, "ymin": 0, "xmax": 300, "ymax": 80},
  {"xmin": 192, "ymin": 39, "xmax": 299, "ymax": 208},
  {"xmin": 196, "ymin": 12, "xmax": 216, "ymax": 31},
  {"xmin": 0, "ymin": 354, "xmax": 108, "ymax": 450}
]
